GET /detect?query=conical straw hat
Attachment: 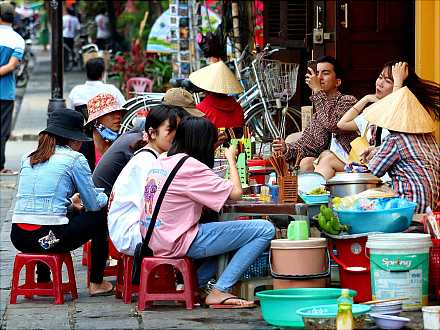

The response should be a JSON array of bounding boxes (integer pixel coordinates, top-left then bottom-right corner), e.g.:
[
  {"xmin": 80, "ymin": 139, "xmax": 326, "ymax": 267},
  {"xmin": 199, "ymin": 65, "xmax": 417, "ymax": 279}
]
[
  {"xmin": 189, "ymin": 61, "xmax": 243, "ymax": 94},
  {"xmin": 363, "ymin": 86, "xmax": 435, "ymax": 133}
]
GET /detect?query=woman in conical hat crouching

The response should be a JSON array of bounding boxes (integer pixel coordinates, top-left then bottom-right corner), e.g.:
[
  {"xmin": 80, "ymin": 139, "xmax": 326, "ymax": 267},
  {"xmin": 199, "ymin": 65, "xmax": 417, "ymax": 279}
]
[
  {"xmin": 189, "ymin": 61, "xmax": 245, "ymax": 137},
  {"xmin": 363, "ymin": 87, "xmax": 440, "ymax": 213}
]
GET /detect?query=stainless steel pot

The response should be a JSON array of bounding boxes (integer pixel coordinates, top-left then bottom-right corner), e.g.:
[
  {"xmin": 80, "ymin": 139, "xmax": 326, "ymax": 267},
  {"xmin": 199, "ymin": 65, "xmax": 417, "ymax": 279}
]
[{"xmin": 325, "ymin": 172, "xmax": 382, "ymax": 197}]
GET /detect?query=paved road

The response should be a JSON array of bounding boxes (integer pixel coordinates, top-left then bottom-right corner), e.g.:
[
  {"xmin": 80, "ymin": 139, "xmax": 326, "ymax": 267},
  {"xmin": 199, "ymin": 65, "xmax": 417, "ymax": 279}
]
[{"xmin": 0, "ymin": 46, "xmax": 426, "ymax": 329}]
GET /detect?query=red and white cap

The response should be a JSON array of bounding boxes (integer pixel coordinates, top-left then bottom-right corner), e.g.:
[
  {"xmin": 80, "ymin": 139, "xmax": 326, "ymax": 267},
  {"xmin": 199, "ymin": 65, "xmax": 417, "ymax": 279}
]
[{"xmin": 86, "ymin": 93, "xmax": 126, "ymax": 126}]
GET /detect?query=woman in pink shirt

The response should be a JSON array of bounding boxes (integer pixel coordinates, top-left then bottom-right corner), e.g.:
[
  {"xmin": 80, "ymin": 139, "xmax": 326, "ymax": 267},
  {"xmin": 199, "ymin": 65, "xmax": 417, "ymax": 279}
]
[{"xmin": 143, "ymin": 117, "xmax": 275, "ymax": 308}]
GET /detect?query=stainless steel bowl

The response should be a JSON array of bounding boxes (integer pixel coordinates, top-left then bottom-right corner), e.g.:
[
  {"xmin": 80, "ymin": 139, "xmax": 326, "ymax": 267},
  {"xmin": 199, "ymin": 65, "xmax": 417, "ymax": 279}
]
[{"xmin": 325, "ymin": 172, "xmax": 382, "ymax": 197}]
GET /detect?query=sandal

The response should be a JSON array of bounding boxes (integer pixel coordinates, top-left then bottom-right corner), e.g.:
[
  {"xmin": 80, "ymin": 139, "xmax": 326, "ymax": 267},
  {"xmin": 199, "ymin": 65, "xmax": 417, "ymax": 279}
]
[
  {"xmin": 89, "ymin": 284, "xmax": 115, "ymax": 297},
  {"xmin": 208, "ymin": 295, "xmax": 256, "ymax": 309}
]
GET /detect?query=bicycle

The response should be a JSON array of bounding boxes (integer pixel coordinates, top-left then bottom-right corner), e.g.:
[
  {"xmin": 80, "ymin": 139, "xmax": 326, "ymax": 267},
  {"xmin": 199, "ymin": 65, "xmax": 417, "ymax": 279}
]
[
  {"xmin": 118, "ymin": 77, "xmax": 204, "ymax": 134},
  {"xmin": 119, "ymin": 44, "xmax": 302, "ymax": 140},
  {"xmin": 64, "ymin": 22, "xmax": 95, "ymax": 72},
  {"xmin": 16, "ymin": 39, "xmax": 35, "ymax": 88},
  {"xmin": 234, "ymin": 44, "xmax": 301, "ymax": 141},
  {"xmin": 118, "ymin": 93, "xmax": 165, "ymax": 134}
]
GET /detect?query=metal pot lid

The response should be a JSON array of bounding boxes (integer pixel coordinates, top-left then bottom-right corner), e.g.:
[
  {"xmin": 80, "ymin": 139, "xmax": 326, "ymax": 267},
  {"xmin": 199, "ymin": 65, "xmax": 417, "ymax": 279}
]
[{"xmin": 326, "ymin": 172, "xmax": 381, "ymax": 185}]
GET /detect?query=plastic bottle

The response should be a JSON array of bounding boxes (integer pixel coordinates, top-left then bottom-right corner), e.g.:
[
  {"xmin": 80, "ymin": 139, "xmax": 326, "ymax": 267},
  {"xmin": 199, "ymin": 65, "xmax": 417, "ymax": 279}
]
[
  {"xmin": 336, "ymin": 289, "xmax": 354, "ymax": 330},
  {"xmin": 270, "ymin": 185, "xmax": 279, "ymax": 202},
  {"xmin": 268, "ymin": 172, "xmax": 277, "ymax": 186},
  {"xmin": 267, "ymin": 172, "xmax": 278, "ymax": 202}
]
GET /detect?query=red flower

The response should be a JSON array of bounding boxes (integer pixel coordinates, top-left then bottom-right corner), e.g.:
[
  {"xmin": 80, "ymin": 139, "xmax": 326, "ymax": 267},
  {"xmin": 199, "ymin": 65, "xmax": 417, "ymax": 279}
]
[{"xmin": 115, "ymin": 55, "xmax": 125, "ymax": 65}]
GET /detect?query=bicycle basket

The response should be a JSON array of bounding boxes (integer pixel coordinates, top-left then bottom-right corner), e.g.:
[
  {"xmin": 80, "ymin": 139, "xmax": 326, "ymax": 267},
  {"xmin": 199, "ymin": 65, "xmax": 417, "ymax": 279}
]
[{"xmin": 253, "ymin": 59, "xmax": 299, "ymax": 102}]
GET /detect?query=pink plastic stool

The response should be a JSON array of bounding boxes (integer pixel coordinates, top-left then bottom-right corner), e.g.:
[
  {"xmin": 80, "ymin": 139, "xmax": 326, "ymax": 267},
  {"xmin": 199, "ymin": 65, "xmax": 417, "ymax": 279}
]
[
  {"xmin": 126, "ymin": 77, "xmax": 153, "ymax": 95},
  {"xmin": 10, "ymin": 252, "xmax": 78, "ymax": 304}
]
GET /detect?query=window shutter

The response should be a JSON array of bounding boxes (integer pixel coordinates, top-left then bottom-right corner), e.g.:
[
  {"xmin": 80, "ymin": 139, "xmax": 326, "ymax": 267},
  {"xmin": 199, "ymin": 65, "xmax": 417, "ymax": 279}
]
[{"xmin": 265, "ymin": 0, "xmax": 308, "ymax": 48}]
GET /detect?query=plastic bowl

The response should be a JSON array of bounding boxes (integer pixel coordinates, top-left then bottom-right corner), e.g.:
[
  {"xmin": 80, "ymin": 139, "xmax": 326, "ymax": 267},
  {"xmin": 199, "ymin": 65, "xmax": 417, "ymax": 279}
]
[
  {"xmin": 256, "ymin": 288, "xmax": 357, "ymax": 328},
  {"xmin": 299, "ymin": 193, "xmax": 330, "ymax": 205},
  {"xmin": 370, "ymin": 301, "xmax": 403, "ymax": 314},
  {"xmin": 370, "ymin": 314, "xmax": 410, "ymax": 330},
  {"xmin": 335, "ymin": 202, "xmax": 417, "ymax": 234},
  {"xmin": 296, "ymin": 304, "xmax": 371, "ymax": 329}
]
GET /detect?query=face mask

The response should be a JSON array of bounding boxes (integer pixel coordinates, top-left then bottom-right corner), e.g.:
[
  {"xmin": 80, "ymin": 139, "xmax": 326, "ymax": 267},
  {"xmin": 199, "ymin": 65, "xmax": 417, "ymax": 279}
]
[{"xmin": 94, "ymin": 122, "xmax": 118, "ymax": 142}]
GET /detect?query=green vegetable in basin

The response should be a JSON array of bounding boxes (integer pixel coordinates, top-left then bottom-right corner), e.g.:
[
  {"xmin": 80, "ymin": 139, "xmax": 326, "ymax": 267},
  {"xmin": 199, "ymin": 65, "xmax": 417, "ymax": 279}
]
[
  {"xmin": 317, "ymin": 206, "xmax": 349, "ymax": 235},
  {"xmin": 307, "ymin": 186, "xmax": 328, "ymax": 195}
]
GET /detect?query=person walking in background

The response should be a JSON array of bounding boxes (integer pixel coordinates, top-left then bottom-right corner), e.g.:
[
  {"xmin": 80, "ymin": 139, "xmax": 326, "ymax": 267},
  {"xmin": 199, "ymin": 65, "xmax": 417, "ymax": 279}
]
[
  {"xmin": 95, "ymin": 10, "xmax": 111, "ymax": 50},
  {"xmin": 37, "ymin": 5, "xmax": 49, "ymax": 52},
  {"xmin": 62, "ymin": 6, "xmax": 80, "ymax": 52},
  {"xmin": 0, "ymin": 2, "xmax": 25, "ymax": 175},
  {"xmin": 10, "ymin": 109, "xmax": 113, "ymax": 296}
]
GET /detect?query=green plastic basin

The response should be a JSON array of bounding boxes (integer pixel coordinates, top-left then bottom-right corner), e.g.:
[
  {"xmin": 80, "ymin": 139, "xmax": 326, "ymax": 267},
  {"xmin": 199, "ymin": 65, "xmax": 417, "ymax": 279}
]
[
  {"xmin": 256, "ymin": 288, "xmax": 357, "ymax": 328},
  {"xmin": 297, "ymin": 304, "xmax": 371, "ymax": 317}
]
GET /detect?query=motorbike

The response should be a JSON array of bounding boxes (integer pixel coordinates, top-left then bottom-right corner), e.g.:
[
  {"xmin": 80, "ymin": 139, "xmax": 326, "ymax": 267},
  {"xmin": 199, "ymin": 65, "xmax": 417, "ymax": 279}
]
[{"xmin": 16, "ymin": 38, "xmax": 34, "ymax": 88}]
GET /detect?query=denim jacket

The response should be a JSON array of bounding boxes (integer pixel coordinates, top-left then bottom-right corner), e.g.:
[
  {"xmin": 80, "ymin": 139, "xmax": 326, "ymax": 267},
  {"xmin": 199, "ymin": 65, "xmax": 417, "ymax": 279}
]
[{"xmin": 12, "ymin": 146, "xmax": 108, "ymax": 225}]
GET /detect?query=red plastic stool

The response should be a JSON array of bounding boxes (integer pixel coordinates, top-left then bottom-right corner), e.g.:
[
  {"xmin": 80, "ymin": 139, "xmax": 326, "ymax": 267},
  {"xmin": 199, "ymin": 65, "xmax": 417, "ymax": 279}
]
[
  {"xmin": 116, "ymin": 255, "xmax": 180, "ymax": 303},
  {"xmin": 115, "ymin": 254, "xmax": 139, "ymax": 303},
  {"xmin": 138, "ymin": 257, "xmax": 197, "ymax": 310},
  {"xmin": 10, "ymin": 252, "xmax": 78, "ymax": 304},
  {"xmin": 81, "ymin": 243, "xmax": 89, "ymax": 266}
]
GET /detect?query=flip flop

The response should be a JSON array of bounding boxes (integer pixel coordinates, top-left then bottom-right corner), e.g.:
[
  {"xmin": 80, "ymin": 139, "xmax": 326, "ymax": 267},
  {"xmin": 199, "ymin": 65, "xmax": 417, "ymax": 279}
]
[
  {"xmin": 208, "ymin": 296, "xmax": 256, "ymax": 309},
  {"xmin": 89, "ymin": 285, "xmax": 115, "ymax": 297}
]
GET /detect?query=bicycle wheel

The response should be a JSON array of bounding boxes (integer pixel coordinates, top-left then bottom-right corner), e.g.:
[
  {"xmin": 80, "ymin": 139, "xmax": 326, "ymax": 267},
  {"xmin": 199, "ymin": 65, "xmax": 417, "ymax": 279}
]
[
  {"xmin": 16, "ymin": 70, "xmax": 29, "ymax": 88},
  {"xmin": 119, "ymin": 100, "xmax": 162, "ymax": 134},
  {"xmin": 245, "ymin": 103, "xmax": 301, "ymax": 141}
]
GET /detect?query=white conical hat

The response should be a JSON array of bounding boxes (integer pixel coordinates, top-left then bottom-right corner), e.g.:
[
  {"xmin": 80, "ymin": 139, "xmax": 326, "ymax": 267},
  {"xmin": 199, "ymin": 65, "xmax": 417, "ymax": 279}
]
[
  {"xmin": 189, "ymin": 61, "xmax": 243, "ymax": 94},
  {"xmin": 363, "ymin": 86, "xmax": 435, "ymax": 133}
]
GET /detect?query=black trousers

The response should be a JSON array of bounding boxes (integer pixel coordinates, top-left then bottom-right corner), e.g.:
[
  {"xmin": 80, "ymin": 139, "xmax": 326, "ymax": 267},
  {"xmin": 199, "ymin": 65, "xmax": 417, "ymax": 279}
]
[
  {"xmin": 96, "ymin": 38, "xmax": 110, "ymax": 50},
  {"xmin": 63, "ymin": 37, "xmax": 74, "ymax": 51},
  {"xmin": 11, "ymin": 208, "xmax": 108, "ymax": 283},
  {"xmin": 0, "ymin": 100, "xmax": 14, "ymax": 170}
]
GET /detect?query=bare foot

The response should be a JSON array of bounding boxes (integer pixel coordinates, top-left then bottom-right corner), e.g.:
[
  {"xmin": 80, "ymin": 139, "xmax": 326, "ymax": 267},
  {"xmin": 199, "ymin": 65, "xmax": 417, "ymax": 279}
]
[
  {"xmin": 89, "ymin": 280, "xmax": 114, "ymax": 296},
  {"xmin": 205, "ymin": 288, "xmax": 254, "ymax": 306}
]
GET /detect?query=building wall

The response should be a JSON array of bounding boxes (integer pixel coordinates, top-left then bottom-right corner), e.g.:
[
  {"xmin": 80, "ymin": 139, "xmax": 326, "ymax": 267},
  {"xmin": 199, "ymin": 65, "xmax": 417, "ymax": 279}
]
[{"xmin": 415, "ymin": 0, "xmax": 440, "ymax": 142}]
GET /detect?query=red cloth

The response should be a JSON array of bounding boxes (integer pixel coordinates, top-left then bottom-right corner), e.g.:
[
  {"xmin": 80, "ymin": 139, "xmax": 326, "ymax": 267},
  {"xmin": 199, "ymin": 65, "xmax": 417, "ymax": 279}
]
[
  {"xmin": 196, "ymin": 94, "xmax": 244, "ymax": 129},
  {"xmin": 95, "ymin": 145, "xmax": 102, "ymax": 165},
  {"xmin": 17, "ymin": 224, "xmax": 42, "ymax": 231}
]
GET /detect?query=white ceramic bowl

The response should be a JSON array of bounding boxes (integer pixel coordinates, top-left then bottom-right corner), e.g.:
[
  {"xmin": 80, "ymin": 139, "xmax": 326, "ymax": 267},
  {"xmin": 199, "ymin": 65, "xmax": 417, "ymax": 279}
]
[{"xmin": 370, "ymin": 313, "xmax": 410, "ymax": 330}]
